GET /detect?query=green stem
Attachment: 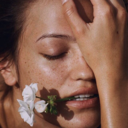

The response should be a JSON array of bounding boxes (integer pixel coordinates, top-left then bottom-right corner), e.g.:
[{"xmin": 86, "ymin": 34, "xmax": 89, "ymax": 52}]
[
  {"xmin": 56, "ymin": 96, "xmax": 76, "ymax": 102},
  {"xmin": 36, "ymin": 96, "xmax": 47, "ymax": 101},
  {"xmin": 36, "ymin": 96, "xmax": 76, "ymax": 102}
]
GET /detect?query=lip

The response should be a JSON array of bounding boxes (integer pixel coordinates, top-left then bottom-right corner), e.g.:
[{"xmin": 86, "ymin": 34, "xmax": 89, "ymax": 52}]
[
  {"xmin": 65, "ymin": 87, "xmax": 99, "ymax": 109},
  {"xmin": 68, "ymin": 87, "xmax": 98, "ymax": 97}
]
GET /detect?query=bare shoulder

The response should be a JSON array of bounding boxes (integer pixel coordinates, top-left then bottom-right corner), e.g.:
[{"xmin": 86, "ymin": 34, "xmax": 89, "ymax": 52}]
[
  {"xmin": 0, "ymin": 98, "xmax": 7, "ymax": 128},
  {"xmin": 0, "ymin": 100, "xmax": 2, "ymax": 127},
  {"xmin": 0, "ymin": 91, "xmax": 13, "ymax": 128}
]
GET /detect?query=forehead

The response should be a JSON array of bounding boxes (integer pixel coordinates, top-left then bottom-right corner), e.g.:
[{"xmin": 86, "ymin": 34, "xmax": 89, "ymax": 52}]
[{"xmin": 22, "ymin": 0, "xmax": 93, "ymax": 43}]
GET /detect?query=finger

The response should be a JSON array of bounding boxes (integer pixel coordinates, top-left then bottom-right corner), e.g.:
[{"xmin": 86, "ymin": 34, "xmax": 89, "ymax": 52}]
[
  {"xmin": 109, "ymin": 0, "xmax": 127, "ymax": 19},
  {"xmin": 61, "ymin": 0, "xmax": 88, "ymax": 37},
  {"xmin": 90, "ymin": 0, "xmax": 111, "ymax": 17},
  {"xmin": 110, "ymin": 0, "xmax": 126, "ymax": 9},
  {"xmin": 90, "ymin": 0, "xmax": 110, "ymax": 9},
  {"xmin": 110, "ymin": 0, "xmax": 128, "ymax": 32}
]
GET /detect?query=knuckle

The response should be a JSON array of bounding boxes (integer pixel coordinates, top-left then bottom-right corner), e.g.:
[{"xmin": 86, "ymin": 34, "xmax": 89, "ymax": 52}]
[
  {"xmin": 101, "ymin": 6, "xmax": 113, "ymax": 17},
  {"xmin": 65, "ymin": 5, "xmax": 75, "ymax": 17},
  {"xmin": 118, "ymin": 8, "xmax": 127, "ymax": 20},
  {"xmin": 75, "ymin": 26, "xmax": 85, "ymax": 36}
]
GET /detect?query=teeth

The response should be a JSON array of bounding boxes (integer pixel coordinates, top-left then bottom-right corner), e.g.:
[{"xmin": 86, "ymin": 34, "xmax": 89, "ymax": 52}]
[
  {"xmin": 75, "ymin": 94, "xmax": 94, "ymax": 98},
  {"xmin": 75, "ymin": 98, "xmax": 89, "ymax": 101},
  {"xmin": 76, "ymin": 99, "xmax": 81, "ymax": 101},
  {"xmin": 74, "ymin": 95, "xmax": 79, "ymax": 98},
  {"xmin": 80, "ymin": 94, "xmax": 94, "ymax": 98}
]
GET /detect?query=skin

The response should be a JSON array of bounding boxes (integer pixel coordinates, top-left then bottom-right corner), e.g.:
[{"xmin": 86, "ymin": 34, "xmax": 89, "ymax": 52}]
[
  {"xmin": 0, "ymin": 74, "xmax": 6, "ymax": 99},
  {"xmin": 62, "ymin": 0, "xmax": 128, "ymax": 127},
  {"xmin": 0, "ymin": 0, "xmax": 128, "ymax": 128},
  {"xmin": 0, "ymin": 0, "xmax": 100, "ymax": 128},
  {"xmin": 0, "ymin": 57, "xmax": 7, "ymax": 99}
]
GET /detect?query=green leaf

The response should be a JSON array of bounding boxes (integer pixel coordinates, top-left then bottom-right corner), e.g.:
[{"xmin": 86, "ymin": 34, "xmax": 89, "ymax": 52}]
[
  {"xmin": 49, "ymin": 105, "xmax": 58, "ymax": 115},
  {"xmin": 50, "ymin": 100, "xmax": 54, "ymax": 106},
  {"xmin": 48, "ymin": 95, "xmax": 57, "ymax": 101},
  {"xmin": 45, "ymin": 107, "xmax": 49, "ymax": 113}
]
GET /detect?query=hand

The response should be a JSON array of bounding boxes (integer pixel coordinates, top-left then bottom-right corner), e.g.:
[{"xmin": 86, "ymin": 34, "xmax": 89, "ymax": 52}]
[
  {"xmin": 61, "ymin": 0, "xmax": 128, "ymax": 79},
  {"xmin": 61, "ymin": 0, "xmax": 128, "ymax": 127}
]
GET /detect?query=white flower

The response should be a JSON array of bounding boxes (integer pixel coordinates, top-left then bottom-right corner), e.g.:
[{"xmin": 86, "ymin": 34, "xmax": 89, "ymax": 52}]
[
  {"xmin": 17, "ymin": 99, "xmax": 35, "ymax": 127},
  {"xmin": 22, "ymin": 83, "xmax": 38, "ymax": 102},
  {"xmin": 35, "ymin": 100, "xmax": 48, "ymax": 113}
]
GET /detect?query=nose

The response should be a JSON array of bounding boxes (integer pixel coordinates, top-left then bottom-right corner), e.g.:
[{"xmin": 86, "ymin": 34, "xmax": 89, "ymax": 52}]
[{"xmin": 70, "ymin": 54, "xmax": 95, "ymax": 82}]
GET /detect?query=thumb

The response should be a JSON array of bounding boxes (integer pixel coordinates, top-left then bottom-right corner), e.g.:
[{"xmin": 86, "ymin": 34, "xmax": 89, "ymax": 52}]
[{"xmin": 61, "ymin": 0, "xmax": 88, "ymax": 37}]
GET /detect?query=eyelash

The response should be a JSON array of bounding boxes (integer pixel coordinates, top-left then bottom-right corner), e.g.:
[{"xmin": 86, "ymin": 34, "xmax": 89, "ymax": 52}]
[{"xmin": 43, "ymin": 52, "xmax": 67, "ymax": 60}]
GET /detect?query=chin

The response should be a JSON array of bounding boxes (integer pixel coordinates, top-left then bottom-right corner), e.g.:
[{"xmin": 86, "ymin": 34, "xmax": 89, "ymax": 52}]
[
  {"xmin": 57, "ymin": 108, "xmax": 100, "ymax": 128},
  {"xmin": 59, "ymin": 118, "xmax": 100, "ymax": 128},
  {"xmin": 71, "ymin": 116, "xmax": 100, "ymax": 128}
]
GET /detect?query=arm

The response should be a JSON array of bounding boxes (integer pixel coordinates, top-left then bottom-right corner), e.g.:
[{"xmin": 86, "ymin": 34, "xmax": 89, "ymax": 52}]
[{"xmin": 61, "ymin": 0, "xmax": 128, "ymax": 127}]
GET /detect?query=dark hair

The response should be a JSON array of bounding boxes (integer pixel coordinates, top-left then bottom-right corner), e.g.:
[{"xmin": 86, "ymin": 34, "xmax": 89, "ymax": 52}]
[
  {"xmin": 0, "ymin": 0, "xmax": 36, "ymax": 100},
  {"xmin": 0, "ymin": 0, "xmax": 36, "ymax": 69}
]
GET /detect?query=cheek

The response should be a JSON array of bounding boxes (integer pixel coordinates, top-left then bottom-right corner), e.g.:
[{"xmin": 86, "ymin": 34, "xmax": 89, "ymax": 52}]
[{"xmin": 18, "ymin": 49, "xmax": 69, "ymax": 95}]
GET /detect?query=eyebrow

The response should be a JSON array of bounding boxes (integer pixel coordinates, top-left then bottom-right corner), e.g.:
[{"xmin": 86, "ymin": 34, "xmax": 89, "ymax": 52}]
[{"xmin": 36, "ymin": 33, "xmax": 76, "ymax": 42}]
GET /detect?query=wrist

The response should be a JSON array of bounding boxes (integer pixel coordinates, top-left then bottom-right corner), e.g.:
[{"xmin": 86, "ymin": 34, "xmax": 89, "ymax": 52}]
[
  {"xmin": 96, "ymin": 76, "xmax": 128, "ymax": 128},
  {"xmin": 97, "ymin": 77, "xmax": 128, "ymax": 128},
  {"xmin": 96, "ymin": 72, "xmax": 128, "ymax": 94}
]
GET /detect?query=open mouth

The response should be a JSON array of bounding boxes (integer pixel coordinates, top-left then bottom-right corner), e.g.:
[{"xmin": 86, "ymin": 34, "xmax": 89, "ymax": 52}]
[
  {"xmin": 66, "ymin": 93, "xmax": 99, "ymax": 109},
  {"xmin": 71, "ymin": 94, "xmax": 99, "ymax": 101}
]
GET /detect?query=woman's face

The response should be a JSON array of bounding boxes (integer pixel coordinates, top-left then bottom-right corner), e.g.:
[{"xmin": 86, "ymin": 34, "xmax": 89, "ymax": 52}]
[{"xmin": 17, "ymin": 0, "xmax": 100, "ymax": 127}]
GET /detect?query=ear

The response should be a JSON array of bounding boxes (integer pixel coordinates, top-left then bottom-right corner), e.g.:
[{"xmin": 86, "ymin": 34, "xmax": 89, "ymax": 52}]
[{"xmin": 0, "ymin": 61, "xmax": 17, "ymax": 86}]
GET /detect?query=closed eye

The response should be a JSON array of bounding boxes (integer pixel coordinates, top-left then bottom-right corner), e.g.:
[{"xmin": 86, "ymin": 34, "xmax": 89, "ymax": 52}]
[{"xmin": 43, "ymin": 52, "xmax": 67, "ymax": 60}]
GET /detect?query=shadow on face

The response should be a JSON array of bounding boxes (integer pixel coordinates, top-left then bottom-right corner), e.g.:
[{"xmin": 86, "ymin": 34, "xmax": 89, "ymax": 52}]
[
  {"xmin": 17, "ymin": 0, "xmax": 100, "ymax": 127},
  {"xmin": 40, "ymin": 88, "xmax": 74, "ymax": 127}
]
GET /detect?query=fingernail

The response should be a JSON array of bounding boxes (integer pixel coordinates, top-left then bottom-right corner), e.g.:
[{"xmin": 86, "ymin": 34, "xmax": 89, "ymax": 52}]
[{"xmin": 62, "ymin": 0, "xmax": 68, "ymax": 4}]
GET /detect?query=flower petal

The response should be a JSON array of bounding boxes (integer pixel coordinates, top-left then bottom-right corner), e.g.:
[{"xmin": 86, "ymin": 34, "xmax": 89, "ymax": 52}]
[
  {"xmin": 28, "ymin": 101, "xmax": 35, "ymax": 111},
  {"xmin": 17, "ymin": 99, "xmax": 28, "ymax": 109},
  {"xmin": 35, "ymin": 100, "xmax": 48, "ymax": 113},
  {"xmin": 22, "ymin": 86, "xmax": 32, "ymax": 101},
  {"xmin": 19, "ymin": 110, "xmax": 34, "ymax": 127},
  {"xmin": 22, "ymin": 84, "xmax": 37, "ymax": 102},
  {"xmin": 30, "ymin": 83, "xmax": 38, "ymax": 93},
  {"xmin": 17, "ymin": 99, "xmax": 34, "ymax": 127}
]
